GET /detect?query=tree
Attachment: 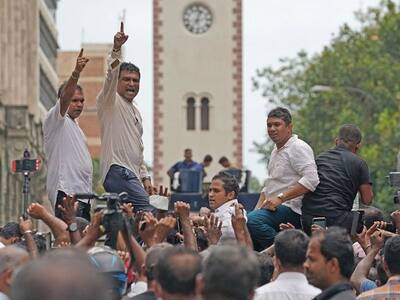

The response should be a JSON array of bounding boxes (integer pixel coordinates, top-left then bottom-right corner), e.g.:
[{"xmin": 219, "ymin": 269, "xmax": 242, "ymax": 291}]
[{"xmin": 253, "ymin": 1, "xmax": 400, "ymax": 213}]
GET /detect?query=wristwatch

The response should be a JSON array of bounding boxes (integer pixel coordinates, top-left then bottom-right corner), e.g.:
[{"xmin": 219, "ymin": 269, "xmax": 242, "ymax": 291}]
[
  {"xmin": 67, "ymin": 223, "xmax": 78, "ymax": 232},
  {"xmin": 277, "ymin": 193, "xmax": 285, "ymax": 202}
]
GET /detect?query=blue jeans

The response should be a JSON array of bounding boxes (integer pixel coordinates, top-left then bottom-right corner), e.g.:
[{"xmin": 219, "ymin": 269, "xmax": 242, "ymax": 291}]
[
  {"xmin": 247, "ymin": 205, "xmax": 301, "ymax": 251},
  {"xmin": 103, "ymin": 164, "xmax": 154, "ymax": 212}
]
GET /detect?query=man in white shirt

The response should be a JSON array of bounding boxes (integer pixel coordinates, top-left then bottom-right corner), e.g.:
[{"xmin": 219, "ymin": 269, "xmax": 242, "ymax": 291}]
[
  {"xmin": 96, "ymin": 22, "xmax": 154, "ymax": 212},
  {"xmin": 255, "ymin": 229, "xmax": 320, "ymax": 300},
  {"xmin": 247, "ymin": 107, "xmax": 319, "ymax": 251},
  {"xmin": 209, "ymin": 172, "xmax": 246, "ymax": 241},
  {"xmin": 43, "ymin": 49, "xmax": 92, "ymax": 220}
]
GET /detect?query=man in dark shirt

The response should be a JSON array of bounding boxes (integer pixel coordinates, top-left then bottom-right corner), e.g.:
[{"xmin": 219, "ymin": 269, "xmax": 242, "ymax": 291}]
[{"xmin": 301, "ymin": 124, "xmax": 373, "ymax": 235}]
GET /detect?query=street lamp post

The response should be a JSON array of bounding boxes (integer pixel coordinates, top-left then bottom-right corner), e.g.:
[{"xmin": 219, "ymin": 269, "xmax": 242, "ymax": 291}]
[{"xmin": 310, "ymin": 85, "xmax": 378, "ymax": 105}]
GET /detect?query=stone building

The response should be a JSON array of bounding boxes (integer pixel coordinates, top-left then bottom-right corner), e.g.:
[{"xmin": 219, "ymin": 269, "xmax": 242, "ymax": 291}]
[
  {"xmin": 0, "ymin": 0, "xmax": 59, "ymax": 224},
  {"xmin": 152, "ymin": 0, "xmax": 243, "ymax": 185}
]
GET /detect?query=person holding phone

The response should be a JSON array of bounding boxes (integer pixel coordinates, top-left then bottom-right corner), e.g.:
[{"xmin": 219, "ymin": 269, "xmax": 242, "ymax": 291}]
[{"xmin": 301, "ymin": 124, "xmax": 373, "ymax": 235}]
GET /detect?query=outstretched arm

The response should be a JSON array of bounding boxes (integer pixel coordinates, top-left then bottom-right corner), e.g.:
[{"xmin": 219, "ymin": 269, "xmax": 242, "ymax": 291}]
[
  {"xmin": 27, "ymin": 203, "xmax": 70, "ymax": 245},
  {"xmin": 96, "ymin": 22, "xmax": 129, "ymax": 109},
  {"xmin": 60, "ymin": 48, "xmax": 89, "ymax": 116}
]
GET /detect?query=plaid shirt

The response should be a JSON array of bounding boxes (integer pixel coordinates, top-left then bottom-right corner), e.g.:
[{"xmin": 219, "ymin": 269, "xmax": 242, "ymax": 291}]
[{"xmin": 357, "ymin": 276, "xmax": 400, "ymax": 300}]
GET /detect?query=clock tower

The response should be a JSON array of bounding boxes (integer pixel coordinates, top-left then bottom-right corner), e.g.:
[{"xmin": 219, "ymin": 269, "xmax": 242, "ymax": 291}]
[{"xmin": 153, "ymin": 0, "xmax": 242, "ymax": 185}]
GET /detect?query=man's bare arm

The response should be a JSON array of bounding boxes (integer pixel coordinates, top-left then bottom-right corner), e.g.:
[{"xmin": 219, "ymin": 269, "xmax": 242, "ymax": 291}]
[
  {"xmin": 27, "ymin": 203, "xmax": 70, "ymax": 245},
  {"xmin": 359, "ymin": 183, "xmax": 373, "ymax": 206},
  {"xmin": 60, "ymin": 48, "xmax": 89, "ymax": 116}
]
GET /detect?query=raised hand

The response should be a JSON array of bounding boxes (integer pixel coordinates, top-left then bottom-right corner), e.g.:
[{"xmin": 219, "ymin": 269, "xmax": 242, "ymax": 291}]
[
  {"xmin": 114, "ymin": 21, "xmax": 129, "ymax": 50},
  {"xmin": 370, "ymin": 231, "xmax": 385, "ymax": 252},
  {"xmin": 74, "ymin": 48, "xmax": 89, "ymax": 74},
  {"xmin": 121, "ymin": 203, "xmax": 134, "ymax": 219},
  {"xmin": 279, "ymin": 222, "xmax": 295, "ymax": 231},
  {"xmin": 19, "ymin": 216, "xmax": 33, "ymax": 234},
  {"xmin": 175, "ymin": 201, "xmax": 191, "ymax": 221},
  {"xmin": 139, "ymin": 212, "xmax": 158, "ymax": 247},
  {"xmin": 154, "ymin": 216, "xmax": 176, "ymax": 244},
  {"xmin": 58, "ymin": 195, "xmax": 78, "ymax": 225},
  {"xmin": 27, "ymin": 203, "xmax": 48, "ymax": 220},
  {"xmin": 204, "ymin": 213, "xmax": 222, "ymax": 245},
  {"xmin": 231, "ymin": 203, "xmax": 246, "ymax": 231}
]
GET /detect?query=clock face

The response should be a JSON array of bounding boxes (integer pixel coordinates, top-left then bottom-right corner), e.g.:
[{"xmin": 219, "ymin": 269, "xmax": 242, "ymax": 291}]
[{"xmin": 183, "ymin": 4, "xmax": 213, "ymax": 34}]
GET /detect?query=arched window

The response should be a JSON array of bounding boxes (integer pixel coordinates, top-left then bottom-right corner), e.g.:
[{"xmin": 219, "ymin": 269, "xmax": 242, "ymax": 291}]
[
  {"xmin": 201, "ymin": 97, "xmax": 209, "ymax": 130},
  {"xmin": 186, "ymin": 97, "xmax": 195, "ymax": 130}
]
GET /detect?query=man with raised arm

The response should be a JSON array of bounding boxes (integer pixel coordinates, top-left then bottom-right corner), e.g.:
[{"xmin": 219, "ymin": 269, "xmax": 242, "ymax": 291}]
[
  {"xmin": 97, "ymin": 22, "xmax": 154, "ymax": 212},
  {"xmin": 43, "ymin": 49, "xmax": 92, "ymax": 220}
]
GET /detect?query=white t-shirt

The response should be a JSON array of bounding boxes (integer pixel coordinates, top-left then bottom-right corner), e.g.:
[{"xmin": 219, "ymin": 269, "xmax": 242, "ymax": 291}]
[
  {"xmin": 43, "ymin": 100, "xmax": 93, "ymax": 205},
  {"xmin": 96, "ymin": 49, "xmax": 149, "ymax": 184}
]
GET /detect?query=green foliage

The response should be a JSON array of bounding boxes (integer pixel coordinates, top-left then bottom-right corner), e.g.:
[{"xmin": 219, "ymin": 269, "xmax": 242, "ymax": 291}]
[
  {"xmin": 249, "ymin": 175, "xmax": 262, "ymax": 193},
  {"xmin": 92, "ymin": 158, "xmax": 104, "ymax": 194},
  {"xmin": 253, "ymin": 0, "xmax": 400, "ymax": 214}
]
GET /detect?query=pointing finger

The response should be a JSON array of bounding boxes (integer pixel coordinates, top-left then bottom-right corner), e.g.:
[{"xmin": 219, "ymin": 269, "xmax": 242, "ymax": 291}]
[
  {"xmin": 120, "ymin": 21, "xmax": 124, "ymax": 33},
  {"xmin": 78, "ymin": 48, "xmax": 83, "ymax": 57}
]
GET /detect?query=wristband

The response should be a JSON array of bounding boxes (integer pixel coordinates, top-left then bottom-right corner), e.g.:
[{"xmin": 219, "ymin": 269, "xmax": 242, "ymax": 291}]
[{"xmin": 23, "ymin": 230, "xmax": 33, "ymax": 235}]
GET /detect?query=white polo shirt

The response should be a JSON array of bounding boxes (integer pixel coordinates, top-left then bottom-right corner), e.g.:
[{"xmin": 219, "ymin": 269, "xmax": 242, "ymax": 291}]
[{"xmin": 43, "ymin": 100, "xmax": 92, "ymax": 205}]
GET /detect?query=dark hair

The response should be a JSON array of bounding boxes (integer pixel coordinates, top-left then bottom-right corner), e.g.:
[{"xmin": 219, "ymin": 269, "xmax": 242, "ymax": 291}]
[
  {"xmin": 16, "ymin": 234, "xmax": 48, "ymax": 255},
  {"xmin": 203, "ymin": 244, "xmax": 260, "ymax": 300},
  {"xmin": 384, "ymin": 235, "xmax": 400, "ymax": 275},
  {"xmin": 338, "ymin": 124, "xmax": 362, "ymax": 146},
  {"xmin": 119, "ymin": 62, "xmax": 140, "ymax": 78},
  {"xmin": 156, "ymin": 246, "xmax": 201, "ymax": 295},
  {"xmin": 275, "ymin": 229, "xmax": 309, "ymax": 268},
  {"xmin": 316, "ymin": 227, "xmax": 354, "ymax": 279},
  {"xmin": 255, "ymin": 252, "xmax": 274, "ymax": 286},
  {"xmin": 0, "ymin": 222, "xmax": 21, "ymax": 239},
  {"xmin": 268, "ymin": 107, "xmax": 292, "ymax": 125},
  {"xmin": 11, "ymin": 248, "xmax": 110, "ymax": 300},
  {"xmin": 145, "ymin": 243, "xmax": 172, "ymax": 282},
  {"xmin": 57, "ymin": 82, "xmax": 83, "ymax": 99},
  {"xmin": 218, "ymin": 156, "xmax": 229, "ymax": 164},
  {"xmin": 204, "ymin": 154, "xmax": 213, "ymax": 163},
  {"xmin": 363, "ymin": 207, "xmax": 384, "ymax": 229},
  {"xmin": 212, "ymin": 172, "xmax": 240, "ymax": 198}
]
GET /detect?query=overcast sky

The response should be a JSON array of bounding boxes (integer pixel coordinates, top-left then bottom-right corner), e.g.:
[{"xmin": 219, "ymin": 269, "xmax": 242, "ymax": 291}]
[{"xmin": 57, "ymin": 0, "xmax": 381, "ymax": 181}]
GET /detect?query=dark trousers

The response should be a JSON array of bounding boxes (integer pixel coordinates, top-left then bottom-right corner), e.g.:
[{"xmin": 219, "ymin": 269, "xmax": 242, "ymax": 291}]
[
  {"xmin": 301, "ymin": 211, "xmax": 353, "ymax": 236},
  {"xmin": 103, "ymin": 164, "xmax": 154, "ymax": 212},
  {"xmin": 55, "ymin": 191, "xmax": 91, "ymax": 222},
  {"xmin": 247, "ymin": 205, "xmax": 301, "ymax": 251}
]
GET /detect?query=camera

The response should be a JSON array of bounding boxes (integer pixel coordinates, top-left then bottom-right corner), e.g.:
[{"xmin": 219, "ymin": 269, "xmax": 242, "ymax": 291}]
[{"xmin": 388, "ymin": 172, "xmax": 400, "ymax": 204}]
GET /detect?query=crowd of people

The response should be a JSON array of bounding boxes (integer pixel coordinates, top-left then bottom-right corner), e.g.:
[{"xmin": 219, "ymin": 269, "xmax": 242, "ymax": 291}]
[{"xmin": 0, "ymin": 23, "xmax": 400, "ymax": 300}]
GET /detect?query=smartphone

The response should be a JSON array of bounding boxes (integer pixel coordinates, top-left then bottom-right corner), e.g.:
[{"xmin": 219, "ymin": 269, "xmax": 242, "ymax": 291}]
[
  {"xmin": 351, "ymin": 210, "xmax": 365, "ymax": 235},
  {"xmin": 312, "ymin": 217, "xmax": 326, "ymax": 229}
]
